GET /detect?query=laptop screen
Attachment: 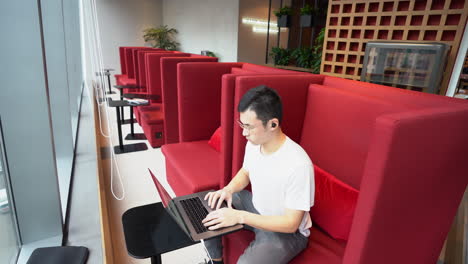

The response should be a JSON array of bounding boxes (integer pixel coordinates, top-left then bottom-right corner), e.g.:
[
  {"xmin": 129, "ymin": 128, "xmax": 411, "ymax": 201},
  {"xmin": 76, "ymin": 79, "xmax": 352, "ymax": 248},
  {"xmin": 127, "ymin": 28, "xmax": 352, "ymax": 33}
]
[{"xmin": 148, "ymin": 169, "xmax": 172, "ymax": 208}]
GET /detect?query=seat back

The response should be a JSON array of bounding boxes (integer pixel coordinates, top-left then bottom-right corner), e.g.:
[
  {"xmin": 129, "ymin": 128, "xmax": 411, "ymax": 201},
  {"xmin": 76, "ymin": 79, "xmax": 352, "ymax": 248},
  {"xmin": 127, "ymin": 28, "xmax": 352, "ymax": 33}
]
[
  {"xmin": 228, "ymin": 75, "xmax": 324, "ymax": 184},
  {"xmin": 174, "ymin": 62, "xmax": 239, "ymax": 144},
  {"xmin": 136, "ymin": 50, "xmax": 173, "ymax": 92},
  {"xmin": 241, "ymin": 62, "xmax": 304, "ymax": 74},
  {"xmin": 323, "ymin": 76, "xmax": 468, "ymax": 108},
  {"xmin": 301, "ymin": 79, "xmax": 468, "ymax": 264},
  {"xmin": 145, "ymin": 53, "xmax": 192, "ymax": 104},
  {"xmin": 118, "ymin": 46, "xmax": 146, "ymax": 75},
  {"xmin": 125, "ymin": 47, "xmax": 162, "ymax": 79},
  {"xmin": 119, "ymin": 46, "xmax": 127, "ymax": 75},
  {"xmin": 159, "ymin": 57, "xmax": 219, "ymax": 144},
  {"xmin": 132, "ymin": 48, "xmax": 158, "ymax": 85},
  {"xmin": 219, "ymin": 69, "xmax": 318, "ymax": 186},
  {"xmin": 300, "ymin": 85, "xmax": 414, "ymax": 189}
]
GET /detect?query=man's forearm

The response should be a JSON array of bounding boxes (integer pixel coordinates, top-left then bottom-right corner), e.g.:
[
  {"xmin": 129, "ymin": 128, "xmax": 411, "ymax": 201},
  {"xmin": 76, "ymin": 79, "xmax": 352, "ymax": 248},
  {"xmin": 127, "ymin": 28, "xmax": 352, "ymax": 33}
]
[
  {"xmin": 224, "ymin": 168, "xmax": 249, "ymax": 193},
  {"xmin": 238, "ymin": 210, "xmax": 304, "ymax": 233}
]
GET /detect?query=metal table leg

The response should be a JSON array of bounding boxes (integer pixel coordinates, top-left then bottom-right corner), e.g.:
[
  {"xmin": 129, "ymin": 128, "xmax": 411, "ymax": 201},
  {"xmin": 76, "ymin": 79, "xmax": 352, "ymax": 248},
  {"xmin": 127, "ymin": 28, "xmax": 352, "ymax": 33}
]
[{"xmin": 124, "ymin": 106, "xmax": 147, "ymax": 140}]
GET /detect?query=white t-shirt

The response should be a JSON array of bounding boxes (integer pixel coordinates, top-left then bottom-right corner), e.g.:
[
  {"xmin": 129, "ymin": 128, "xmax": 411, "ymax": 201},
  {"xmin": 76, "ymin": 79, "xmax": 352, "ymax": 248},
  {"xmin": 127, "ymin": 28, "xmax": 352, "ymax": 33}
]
[{"xmin": 242, "ymin": 136, "xmax": 315, "ymax": 237}]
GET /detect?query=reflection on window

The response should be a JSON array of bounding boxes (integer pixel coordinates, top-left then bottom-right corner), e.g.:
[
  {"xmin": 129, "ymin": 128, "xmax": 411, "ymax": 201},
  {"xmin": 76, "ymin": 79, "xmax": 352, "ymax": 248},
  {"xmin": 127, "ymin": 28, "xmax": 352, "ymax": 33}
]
[{"xmin": 0, "ymin": 121, "xmax": 20, "ymax": 264}]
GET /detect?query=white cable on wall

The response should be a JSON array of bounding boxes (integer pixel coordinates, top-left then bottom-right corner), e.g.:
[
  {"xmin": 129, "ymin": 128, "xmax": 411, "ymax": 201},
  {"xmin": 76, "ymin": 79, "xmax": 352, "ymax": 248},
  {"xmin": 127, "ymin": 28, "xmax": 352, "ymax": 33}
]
[
  {"xmin": 81, "ymin": 0, "xmax": 125, "ymax": 201},
  {"xmin": 82, "ymin": 0, "xmax": 110, "ymax": 139}
]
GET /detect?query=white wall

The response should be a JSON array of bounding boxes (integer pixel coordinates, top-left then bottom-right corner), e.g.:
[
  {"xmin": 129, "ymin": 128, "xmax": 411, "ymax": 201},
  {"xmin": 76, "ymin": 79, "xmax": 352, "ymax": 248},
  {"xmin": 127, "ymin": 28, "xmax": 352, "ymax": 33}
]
[
  {"xmin": 163, "ymin": 0, "xmax": 239, "ymax": 62},
  {"xmin": 96, "ymin": 0, "xmax": 163, "ymax": 74}
]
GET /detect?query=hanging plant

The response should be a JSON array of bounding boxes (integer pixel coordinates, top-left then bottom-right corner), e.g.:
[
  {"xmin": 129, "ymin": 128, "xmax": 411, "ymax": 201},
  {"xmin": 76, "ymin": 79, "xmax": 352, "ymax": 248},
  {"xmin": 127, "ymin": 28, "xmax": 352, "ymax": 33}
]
[
  {"xmin": 273, "ymin": 6, "xmax": 292, "ymax": 27},
  {"xmin": 300, "ymin": 4, "xmax": 318, "ymax": 27}
]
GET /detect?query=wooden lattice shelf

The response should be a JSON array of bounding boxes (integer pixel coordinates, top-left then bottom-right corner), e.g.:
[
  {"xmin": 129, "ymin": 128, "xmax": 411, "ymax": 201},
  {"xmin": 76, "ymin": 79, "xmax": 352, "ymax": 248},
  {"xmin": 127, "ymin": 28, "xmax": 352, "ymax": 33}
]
[{"xmin": 321, "ymin": 0, "xmax": 468, "ymax": 95}]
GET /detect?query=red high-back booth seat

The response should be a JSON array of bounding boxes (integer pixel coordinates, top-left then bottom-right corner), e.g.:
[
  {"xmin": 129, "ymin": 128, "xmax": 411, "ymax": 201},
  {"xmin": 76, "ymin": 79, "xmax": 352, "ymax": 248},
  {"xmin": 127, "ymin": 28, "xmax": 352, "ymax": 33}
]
[
  {"xmin": 115, "ymin": 46, "xmax": 141, "ymax": 84},
  {"xmin": 115, "ymin": 46, "xmax": 161, "ymax": 86},
  {"xmin": 222, "ymin": 75, "xmax": 468, "ymax": 264},
  {"xmin": 128, "ymin": 50, "xmax": 173, "ymax": 128},
  {"xmin": 133, "ymin": 52, "xmax": 190, "ymax": 125},
  {"xmin": 161, "ymin": 63, "xmax": 309, "ymax": 196},
  {"xmin": 133, "ymin": 50, "xmax": 174, "ymax": 94},
  {"xmin": 159, "ymin": 56, "xmax": 224, "ymax": 144},
  {"xmin": 138, "ymin": 53, "xmax": 218, "ymax": 148},
  {"xmin": 133, "ymin": 49, "xmax": 183, "ymax": 90}
]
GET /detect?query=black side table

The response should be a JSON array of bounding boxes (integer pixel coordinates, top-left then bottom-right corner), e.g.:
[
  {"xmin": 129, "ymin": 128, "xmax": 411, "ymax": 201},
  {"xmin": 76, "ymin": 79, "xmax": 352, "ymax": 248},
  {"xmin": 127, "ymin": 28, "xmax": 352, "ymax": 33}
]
[
  {"xmin": 114, "ymin": 84, "xmax": 141, "ymax": 124},
  {"xmin": 107, "ymin": 98, "xmax": 148, "ymax": 154},
  {"xmin": 122, "ymin": 93, "xmax": 161, "ymax": 140},
  {"xmin": 122, "ymin": 202, "xmax": 197, "ymax": 264}
]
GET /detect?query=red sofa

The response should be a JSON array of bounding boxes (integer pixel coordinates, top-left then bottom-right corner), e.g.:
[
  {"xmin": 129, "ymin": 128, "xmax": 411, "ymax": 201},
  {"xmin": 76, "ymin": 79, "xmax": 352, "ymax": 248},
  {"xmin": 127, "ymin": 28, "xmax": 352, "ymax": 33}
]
[
  {"xmin": 115, "ymin": 46, "xmax": 160, "ymax": 86},
  {"xmin": 131, "ymin": 50, "xmax": 182, "ymax": 124},
  {"xmin": 115, "ymin": 46, "xmax": 139, "ymax": 85},
  {"xmin": 161, "ymin": 63, "xmax": 307, "ymax": 196},
  {"xmin": 138, "ymin": 53, "xmax": 218, "ymax": 148},
  {"xmin": 221, "ymin": 75, "xmax": 468, "ymax": 264}
]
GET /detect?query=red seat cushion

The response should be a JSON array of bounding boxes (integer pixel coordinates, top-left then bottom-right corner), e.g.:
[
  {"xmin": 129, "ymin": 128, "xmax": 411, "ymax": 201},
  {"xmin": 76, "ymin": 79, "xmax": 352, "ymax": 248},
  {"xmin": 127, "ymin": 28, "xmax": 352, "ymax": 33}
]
[
  {"xmin": 120, "ymin": 77, "xmax": 136, "ymax": 86},
  {"xmin": 141, "ymin": 110, "xmax": 164, "ymax": 125},
  {"xmin": 310, "ymin": 165, "xmax": 359, "ymax": 241},
  {"xmin": 290, "ymin": 227, "xmax": 346, "ymax": 263},
  {"xmin": 224, "ymin": 227, "xmax": 345, "ymax": 263},
  {"xmin": 162, "ymin": 141, "xmax": 220, "ymax": 196},
  {"xmin": 138, "ymin": 104, "xmax": 162, "ymax": 113},
  {"xmin": 208, "ymin": 127, "xmax": 221, "ymax": 152}
]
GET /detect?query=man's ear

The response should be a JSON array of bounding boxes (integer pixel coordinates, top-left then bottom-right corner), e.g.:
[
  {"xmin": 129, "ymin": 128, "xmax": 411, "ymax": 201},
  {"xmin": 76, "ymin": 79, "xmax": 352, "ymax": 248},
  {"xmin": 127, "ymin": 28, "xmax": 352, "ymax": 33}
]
[{"xmin": 270, "ymin": 118, "xmax": 279, "ymax": 129}]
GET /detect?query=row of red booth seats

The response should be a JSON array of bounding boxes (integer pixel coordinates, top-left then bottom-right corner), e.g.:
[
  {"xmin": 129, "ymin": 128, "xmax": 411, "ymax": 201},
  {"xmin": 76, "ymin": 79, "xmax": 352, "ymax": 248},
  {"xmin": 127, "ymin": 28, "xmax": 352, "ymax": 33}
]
[
  {"xmin": 112, "ymin": 46, "xmax": 468, "ymax": 264},
  {"xmin": 114, "ymin": 46, "xmax": 217, "ymax": 147}
]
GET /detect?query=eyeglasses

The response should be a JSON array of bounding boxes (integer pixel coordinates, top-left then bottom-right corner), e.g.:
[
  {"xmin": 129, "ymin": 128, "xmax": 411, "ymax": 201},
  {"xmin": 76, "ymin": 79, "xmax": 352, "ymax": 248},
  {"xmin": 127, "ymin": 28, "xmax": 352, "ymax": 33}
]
[{"xmin": 236, "ymin": 119, "xmax": 260, "ymax": 131}]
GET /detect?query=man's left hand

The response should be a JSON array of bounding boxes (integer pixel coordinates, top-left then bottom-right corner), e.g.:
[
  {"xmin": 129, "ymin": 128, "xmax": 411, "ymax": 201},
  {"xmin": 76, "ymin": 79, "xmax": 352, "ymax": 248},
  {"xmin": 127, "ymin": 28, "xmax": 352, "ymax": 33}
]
[{"xmin": 202, "ymin": 208, "xmax": 243, "ymax": 230}]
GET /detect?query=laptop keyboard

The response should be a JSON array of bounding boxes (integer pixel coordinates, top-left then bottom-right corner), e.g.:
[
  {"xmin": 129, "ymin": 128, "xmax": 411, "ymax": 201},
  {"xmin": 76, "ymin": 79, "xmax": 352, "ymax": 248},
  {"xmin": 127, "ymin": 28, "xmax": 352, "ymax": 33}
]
[{"xmin": 180, "ymin": 197, "xmax": 209, "ymax": 234}]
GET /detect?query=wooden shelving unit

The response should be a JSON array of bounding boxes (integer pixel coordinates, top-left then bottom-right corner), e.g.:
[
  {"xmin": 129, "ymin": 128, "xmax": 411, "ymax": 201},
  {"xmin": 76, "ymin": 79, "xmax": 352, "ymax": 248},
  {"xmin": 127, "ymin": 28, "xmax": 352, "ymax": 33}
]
[{"xmin": 321, "ymin": 0, "xmax": 468, "ymax": 95}]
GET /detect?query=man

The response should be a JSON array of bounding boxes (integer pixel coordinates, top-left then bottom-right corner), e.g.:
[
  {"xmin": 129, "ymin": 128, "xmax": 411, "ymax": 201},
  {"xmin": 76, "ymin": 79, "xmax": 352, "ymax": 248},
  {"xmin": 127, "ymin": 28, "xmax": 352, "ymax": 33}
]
[{"xmin": 202, "ymin": 85, "xmax": 314, "ymax": 264}]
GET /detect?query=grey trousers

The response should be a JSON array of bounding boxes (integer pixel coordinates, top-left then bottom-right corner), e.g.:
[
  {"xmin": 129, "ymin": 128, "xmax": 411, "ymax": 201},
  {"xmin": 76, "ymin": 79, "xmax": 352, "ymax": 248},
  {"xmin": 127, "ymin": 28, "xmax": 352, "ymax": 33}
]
[{"xmin": 204, "ymin": 190, "xmax": 308, "ymax": 264}]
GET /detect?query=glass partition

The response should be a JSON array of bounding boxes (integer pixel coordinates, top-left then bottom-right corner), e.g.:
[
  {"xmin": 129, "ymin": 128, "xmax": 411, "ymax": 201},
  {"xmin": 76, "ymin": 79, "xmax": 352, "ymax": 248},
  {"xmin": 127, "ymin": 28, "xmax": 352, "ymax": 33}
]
[{"xmin": 0, "ymin": 119, "xmax": 20, "ymax": 264}]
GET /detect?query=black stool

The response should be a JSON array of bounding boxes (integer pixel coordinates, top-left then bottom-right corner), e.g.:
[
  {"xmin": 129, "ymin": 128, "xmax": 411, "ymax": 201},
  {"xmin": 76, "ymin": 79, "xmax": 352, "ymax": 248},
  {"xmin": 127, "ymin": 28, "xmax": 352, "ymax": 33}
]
[{"xmin": 26, "ymin": 246, "xmax": 89, "ymax": 264}]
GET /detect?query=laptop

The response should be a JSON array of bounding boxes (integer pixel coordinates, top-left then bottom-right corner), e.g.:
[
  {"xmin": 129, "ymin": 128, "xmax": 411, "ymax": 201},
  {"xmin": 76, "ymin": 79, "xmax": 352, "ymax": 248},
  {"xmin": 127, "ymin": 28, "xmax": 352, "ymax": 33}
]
[{"xmin": 148, "ymin": 169, "xmax": 243, "ymax": 241}]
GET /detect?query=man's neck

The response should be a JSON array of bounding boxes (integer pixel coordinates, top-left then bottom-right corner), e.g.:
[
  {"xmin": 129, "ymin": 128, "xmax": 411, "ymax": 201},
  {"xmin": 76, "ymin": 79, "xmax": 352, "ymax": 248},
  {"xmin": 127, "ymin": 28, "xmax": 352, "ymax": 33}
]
[{"xmin": 261, "ymin": 131, "xmax": 286, "ymax": 155}]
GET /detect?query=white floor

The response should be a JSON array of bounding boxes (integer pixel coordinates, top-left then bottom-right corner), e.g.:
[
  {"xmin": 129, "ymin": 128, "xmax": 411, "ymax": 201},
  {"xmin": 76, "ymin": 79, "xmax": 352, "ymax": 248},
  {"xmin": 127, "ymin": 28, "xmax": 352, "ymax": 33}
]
[{"xmin": 96, "ymin": 89, "xmax": 210, "ymax": 264}]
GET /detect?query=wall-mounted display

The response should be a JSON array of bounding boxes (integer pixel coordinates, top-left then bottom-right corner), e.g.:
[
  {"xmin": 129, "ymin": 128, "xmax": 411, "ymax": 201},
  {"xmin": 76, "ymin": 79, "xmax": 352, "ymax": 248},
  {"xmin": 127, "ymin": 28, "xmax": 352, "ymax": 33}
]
[{"xmin": 361, "ymin": 42, "xmax": 449, "ymax": 94}]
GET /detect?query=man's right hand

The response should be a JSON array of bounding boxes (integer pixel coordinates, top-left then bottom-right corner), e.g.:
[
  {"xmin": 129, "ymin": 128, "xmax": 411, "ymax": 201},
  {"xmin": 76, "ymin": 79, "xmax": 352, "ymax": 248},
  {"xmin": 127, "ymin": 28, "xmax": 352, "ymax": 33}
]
[{"xmin": 204, "ymin": 187, "xmax": 234, "ymax": 210}]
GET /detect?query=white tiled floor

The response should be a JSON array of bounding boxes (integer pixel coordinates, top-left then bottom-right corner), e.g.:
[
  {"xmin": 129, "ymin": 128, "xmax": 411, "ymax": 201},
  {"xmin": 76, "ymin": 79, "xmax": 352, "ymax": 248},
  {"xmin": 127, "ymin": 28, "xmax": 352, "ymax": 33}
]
[{"xmin": 98, "ymin": 91, "xmax": 210, "ymax": 264}]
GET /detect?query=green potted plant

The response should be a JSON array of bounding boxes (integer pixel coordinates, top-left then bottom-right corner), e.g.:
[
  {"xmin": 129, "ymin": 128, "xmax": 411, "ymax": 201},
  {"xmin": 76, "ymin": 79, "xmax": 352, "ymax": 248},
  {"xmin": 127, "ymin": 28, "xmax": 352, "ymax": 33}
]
[
  {"xmin": 274, "ymin": 6, "xmax": 292, "ymax": 28},
  {"xmin": 201, "ymin": 50, "xmax": 217, "ymax": 57},
  {"xmin": 143, "ymin": 25, "xmax": 179, "ymax": 50},
  {"xmin": 300, "ymin": 4, "xmax": 317, "ymax": 28},
  {"xmin": 292, "ymin": 47, "xmax": 314, "ymax": 68},
  {"xmin": 311, "ymin": 28, "xmax": 325, "ymax": 74},
  {"xmin": 269, "ymin": 47, "xmax": 291, "ymax": 66}
]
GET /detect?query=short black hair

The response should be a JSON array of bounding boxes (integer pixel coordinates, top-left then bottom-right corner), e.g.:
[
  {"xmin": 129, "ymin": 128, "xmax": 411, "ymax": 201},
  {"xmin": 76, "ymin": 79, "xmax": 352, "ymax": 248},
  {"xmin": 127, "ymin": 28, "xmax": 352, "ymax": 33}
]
[{"xmin": 237, "ymin": 85, "xmax": 283, "ymax": 126}]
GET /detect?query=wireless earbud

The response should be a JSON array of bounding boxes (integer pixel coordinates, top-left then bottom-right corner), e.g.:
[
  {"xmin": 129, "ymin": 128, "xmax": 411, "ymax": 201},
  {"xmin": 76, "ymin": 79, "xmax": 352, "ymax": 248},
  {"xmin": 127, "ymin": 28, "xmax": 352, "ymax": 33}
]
[{"xmin": 272, "ymin": 123, "xmax": 277, "ymax": 128}]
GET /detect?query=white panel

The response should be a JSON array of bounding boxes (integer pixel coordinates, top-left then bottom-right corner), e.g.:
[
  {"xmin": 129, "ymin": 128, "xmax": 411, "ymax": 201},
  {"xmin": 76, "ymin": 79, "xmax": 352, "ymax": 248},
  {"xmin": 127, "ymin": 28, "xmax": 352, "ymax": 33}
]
[
  {"xmin": 97, "ymin": 0, "xmax": 163, "ymax": 74},
  {"xmin": 163, "ymin": 0, "xmax": 239, "ymax": 62}
]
